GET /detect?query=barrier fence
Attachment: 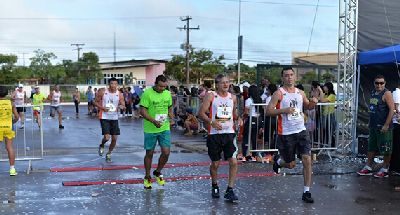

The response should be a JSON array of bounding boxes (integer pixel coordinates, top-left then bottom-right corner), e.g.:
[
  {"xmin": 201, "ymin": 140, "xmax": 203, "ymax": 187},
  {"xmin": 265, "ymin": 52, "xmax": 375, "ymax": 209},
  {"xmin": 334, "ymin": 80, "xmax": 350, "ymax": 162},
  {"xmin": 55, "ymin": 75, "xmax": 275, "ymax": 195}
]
[
  {"xmin": 0, "ymin": 104, "xmax": 44, "ymax": 173},
  {"xmin": 246, "ymin": 103, "xmax": 339, "ymax": 160}
]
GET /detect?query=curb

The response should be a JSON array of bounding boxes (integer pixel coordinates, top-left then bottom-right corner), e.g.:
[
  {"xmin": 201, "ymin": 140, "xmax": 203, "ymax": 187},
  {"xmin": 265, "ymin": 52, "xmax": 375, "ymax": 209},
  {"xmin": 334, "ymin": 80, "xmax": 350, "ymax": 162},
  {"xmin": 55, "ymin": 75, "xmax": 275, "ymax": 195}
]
[{"xmin": 172, "ymin": 141, "xmax": 207, "ymax": 153}]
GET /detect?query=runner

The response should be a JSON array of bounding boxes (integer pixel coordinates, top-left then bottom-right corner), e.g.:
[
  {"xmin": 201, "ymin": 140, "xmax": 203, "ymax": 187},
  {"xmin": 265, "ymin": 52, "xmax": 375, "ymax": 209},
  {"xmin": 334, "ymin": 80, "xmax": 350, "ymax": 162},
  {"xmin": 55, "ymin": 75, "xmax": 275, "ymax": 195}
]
[
  {"xmin": 0, "ymin": 86, "xmax": 20, "ymax": 176},
  {"xmin": 32, "ymin": 86, "xmax": 46, "ymax": 128},
  {"xmin": 86, "ymin": 86, "xmax": 94, "ymax": 115},
  {"xmin": 48, "ymin": 85, "xmax": 64, "ymax": 129},
  {"xmin": 94, "ymin": 78, "xmax": 125, "ymax": 162},
  {"xmin": 266, "ymin": 67, "xmax": 318, "ymax": 203},
  {"xmin": 12, "ymin": 84, "xmax": 27, "ymax": 129},
  {"xmin": 139, "ymin": 75, "xmax": 174, "ymax": 189},
  {"xmin": 198, "ymin": 74, "xmax": 239, "ymax": 202}
]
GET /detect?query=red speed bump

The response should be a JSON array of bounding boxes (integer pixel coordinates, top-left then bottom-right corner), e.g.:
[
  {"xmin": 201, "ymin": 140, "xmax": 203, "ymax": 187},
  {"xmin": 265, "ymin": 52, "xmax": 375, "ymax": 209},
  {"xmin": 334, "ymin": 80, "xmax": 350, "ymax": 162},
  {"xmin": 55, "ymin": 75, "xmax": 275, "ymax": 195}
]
[
  {"xmin": 51, "ymin": 161, "xmax": 240, "ymax": 173},
  {"xmin": 62, "ymin": 172, "xmax": 277, "ymax": 186}
]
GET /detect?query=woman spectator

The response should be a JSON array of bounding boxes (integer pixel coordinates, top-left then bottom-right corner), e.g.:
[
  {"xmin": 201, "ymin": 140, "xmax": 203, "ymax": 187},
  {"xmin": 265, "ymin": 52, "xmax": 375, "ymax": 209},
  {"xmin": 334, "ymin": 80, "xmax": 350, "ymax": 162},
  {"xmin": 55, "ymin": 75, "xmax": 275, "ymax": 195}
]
[
  {"xmin": 263, "ymin": 84, "xmax": 278, "ymax": 156},
  {"xmin": 317, "ymin": 82, "xmax": 336, "ymax": 147}
]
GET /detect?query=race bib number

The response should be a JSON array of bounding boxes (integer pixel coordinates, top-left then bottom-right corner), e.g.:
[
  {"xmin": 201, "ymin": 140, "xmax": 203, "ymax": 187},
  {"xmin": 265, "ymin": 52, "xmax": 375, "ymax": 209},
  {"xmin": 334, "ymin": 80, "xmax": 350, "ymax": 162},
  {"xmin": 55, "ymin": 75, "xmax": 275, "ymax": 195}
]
[
  {"xmin": 217, "ymin": 106, "xmax": 232, "ymax": 120},
  {"xmin": 105, "ymin": 103, "xmax": 116, "ymax": 112},
  {"xmin": 155, "ymin": 114, "xmax": 168, "ymax": 123},
  {"xmin": 288, "ymin": 108, "xmax": 302, "ymax": 121}
]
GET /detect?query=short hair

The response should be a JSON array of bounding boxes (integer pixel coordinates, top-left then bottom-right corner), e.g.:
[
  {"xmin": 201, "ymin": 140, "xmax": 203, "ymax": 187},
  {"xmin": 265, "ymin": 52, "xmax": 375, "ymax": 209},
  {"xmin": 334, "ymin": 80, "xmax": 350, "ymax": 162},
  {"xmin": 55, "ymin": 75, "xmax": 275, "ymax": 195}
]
[
  {"xmin": 0, "ymin": 86, "xmax": 8, "ymax": 97},
  {"xmin": 108, "ymin": 77, "xmax": 118, "ymax": 84},
  {"xmin": 374, "ymin": 74, "xmax": 385, "ymax": 81},
  {"xmin": 215, "ymin": 74, "xmax": 228, "ymax": 84},
  {"xmin": 155, "ymin": 75, "xmax": 167, "ymax": 85},
  {"xmin": 281, "ymin": 67, "xmax": 294, "ymax": 76}
]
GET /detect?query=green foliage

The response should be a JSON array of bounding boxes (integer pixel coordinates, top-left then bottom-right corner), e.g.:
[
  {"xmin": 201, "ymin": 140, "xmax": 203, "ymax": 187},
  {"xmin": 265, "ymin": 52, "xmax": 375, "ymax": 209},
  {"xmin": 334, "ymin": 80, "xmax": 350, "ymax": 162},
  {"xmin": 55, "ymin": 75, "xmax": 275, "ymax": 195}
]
[
  {"xmin": 79, "ymin": 52, "xmax": 101, "ymax": 84},
  {"xmin": 0, "ymin": 54, "xmax": 19, "ymax": 84},
  {"xmin": 301, "ymin": 71, "xmax": 318, "ymax": 84},
  {"xmin": 165, "ymin": 48, "xmax": 224, "ymax": 84},
  {"xmin": 29, "ymin": 49, "xmax": 57, "ymax": 83},
  {"xmin": 226, "ymin": 63, "xmax": 257, "ymax": 84},
  {"xmin": 321, "ymin": 72, "xmax": 336, "ymax": 82}
]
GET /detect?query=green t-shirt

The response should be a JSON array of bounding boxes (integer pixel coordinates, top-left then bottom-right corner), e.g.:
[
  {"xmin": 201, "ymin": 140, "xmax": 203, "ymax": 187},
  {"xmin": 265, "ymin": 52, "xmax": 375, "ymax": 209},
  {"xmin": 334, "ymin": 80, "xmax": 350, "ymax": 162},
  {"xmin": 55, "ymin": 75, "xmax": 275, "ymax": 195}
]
[
  {"xmin": 32, "ymin": 93, "xmax": 46, "ymax": 110},
  {"xmin": 323, "ymin": 94, "xmax": 336, "ymax": 115},
  {"xmin": 140, "ymin": 88, "xmax": 172, "ymax": 133}
]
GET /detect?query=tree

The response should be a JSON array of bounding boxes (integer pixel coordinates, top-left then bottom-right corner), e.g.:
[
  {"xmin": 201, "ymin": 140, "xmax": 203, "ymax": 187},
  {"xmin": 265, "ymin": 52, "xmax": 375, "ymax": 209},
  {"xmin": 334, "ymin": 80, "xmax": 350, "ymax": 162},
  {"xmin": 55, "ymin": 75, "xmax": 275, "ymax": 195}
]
[
  {"xmin": 80, "ymin": 52, "xmax": 101, "ymax": 84},
  {"xmin": 0, "ymin": 54, "xmax": 18, "ymax": 83},
  {"xmin": 29, "ymin": 49, "xmax": 57, "ymax": 84},
  {"xmin": 226, "ymin": 63, "xmax": 257, "ymax": 84},
  {"xmin": 165, "ymin": 49, "xmax": 225, "ymax": 84},
  {"xmin": 321, "ymin": 71, "xmax": 336, "ymax": 82},
  {"xmin": 301, "ymin": 71, "xmax": 318, "ymax": 85}
]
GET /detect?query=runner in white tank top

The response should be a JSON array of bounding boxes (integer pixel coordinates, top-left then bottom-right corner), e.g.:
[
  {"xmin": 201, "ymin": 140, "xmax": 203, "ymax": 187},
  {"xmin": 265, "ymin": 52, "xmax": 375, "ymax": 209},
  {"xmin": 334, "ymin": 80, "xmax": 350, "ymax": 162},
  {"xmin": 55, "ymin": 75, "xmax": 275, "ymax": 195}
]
[
  {"xmin": 266, "ymin": 67, "xmax": 318, "ymax": 203},
  {"xmin": 93, "ymin": 78, "xmax": 125, "ymax": 163},
  {"xmin": 199, "ymin": 74, "xmax": 239, "ymax": 202},
  {"xmin": 48, "ymin": 85, "xmax": 64, "ymax": 129},
  {"xmin": 12, "ymin": 85, "xmax": 26, "ymax": 129}
]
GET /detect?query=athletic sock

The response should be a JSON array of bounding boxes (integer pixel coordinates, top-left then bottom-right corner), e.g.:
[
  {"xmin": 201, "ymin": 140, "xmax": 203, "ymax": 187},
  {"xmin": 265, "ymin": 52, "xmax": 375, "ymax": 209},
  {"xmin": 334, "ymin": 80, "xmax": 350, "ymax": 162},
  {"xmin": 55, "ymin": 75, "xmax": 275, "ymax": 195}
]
[{"xmin": 304, "ymin": 186, "xmax": 310, "ymax": 193}]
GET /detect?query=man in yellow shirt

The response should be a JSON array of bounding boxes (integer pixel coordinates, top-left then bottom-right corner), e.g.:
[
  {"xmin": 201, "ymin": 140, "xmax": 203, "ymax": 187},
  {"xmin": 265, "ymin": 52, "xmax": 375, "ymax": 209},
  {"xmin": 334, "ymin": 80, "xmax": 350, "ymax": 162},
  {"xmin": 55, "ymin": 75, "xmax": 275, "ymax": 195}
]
[
  {"xmin": 0, "ymin": 86, "xmax": 20, "ymax": 176},
  {"xmin": 32, "ymin": 86, "xmax": 47, "ymax": 128}
]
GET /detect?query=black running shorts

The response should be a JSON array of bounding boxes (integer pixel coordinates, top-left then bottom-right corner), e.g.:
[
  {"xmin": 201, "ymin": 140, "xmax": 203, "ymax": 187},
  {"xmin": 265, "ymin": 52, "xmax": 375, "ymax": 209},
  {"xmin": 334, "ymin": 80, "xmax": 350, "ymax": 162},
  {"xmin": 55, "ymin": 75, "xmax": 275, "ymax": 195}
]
[
  {"xmin": 277, "ymin": 130, "xmax": 311, "ymax": 163},
  {"xmin": 100, "ymin": 119, "xmax": 120, "ymax": 135},
  {"xmin": 207, "ymin": 133, "xmax": 237, "ymax": 161}
]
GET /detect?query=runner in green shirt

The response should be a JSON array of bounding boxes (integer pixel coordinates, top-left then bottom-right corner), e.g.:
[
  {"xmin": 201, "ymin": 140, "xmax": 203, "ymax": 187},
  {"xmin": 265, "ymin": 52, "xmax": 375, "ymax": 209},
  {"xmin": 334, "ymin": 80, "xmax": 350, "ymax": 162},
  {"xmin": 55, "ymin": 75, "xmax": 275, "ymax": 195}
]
[
  {"xmin": 139, "ymin": 75, "xmax": 174, "ymax": 189},
  {"xmin": 32, "ymin": 86, "xmax": 47, "ymax": 128}
]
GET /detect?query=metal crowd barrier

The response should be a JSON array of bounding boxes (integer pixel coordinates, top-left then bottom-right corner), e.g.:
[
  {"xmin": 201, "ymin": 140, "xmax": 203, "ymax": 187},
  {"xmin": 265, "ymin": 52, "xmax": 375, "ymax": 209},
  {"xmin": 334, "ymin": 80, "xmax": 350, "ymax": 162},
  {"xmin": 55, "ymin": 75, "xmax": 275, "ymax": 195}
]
[
  {"xmin": 172, "ymin": 95, "xmax": 201, "ymax": 115},
  {"xmin": 0, "ymin": 104, "xmax": 44, "ymax": 173},
  {"xmin": 247, "ymin": 103, "xmax": 339, "ymax": 160}
]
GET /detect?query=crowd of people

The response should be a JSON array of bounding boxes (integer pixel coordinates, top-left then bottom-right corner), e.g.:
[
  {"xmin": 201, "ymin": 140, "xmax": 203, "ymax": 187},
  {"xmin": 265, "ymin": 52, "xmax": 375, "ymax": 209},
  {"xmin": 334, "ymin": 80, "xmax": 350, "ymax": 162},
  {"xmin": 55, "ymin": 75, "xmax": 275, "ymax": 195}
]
[{"xmin": 1, "ymin": 68, "xmax": 400, "ymax": 204}]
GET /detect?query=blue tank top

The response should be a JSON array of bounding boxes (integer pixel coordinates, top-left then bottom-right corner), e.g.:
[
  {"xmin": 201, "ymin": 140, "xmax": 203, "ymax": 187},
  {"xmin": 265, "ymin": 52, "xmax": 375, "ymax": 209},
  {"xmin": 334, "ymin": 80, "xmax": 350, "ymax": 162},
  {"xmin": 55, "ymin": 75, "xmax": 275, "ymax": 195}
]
[{"xmin": 369, "ymin": 89, "xmax": 392, "ymax": 129}]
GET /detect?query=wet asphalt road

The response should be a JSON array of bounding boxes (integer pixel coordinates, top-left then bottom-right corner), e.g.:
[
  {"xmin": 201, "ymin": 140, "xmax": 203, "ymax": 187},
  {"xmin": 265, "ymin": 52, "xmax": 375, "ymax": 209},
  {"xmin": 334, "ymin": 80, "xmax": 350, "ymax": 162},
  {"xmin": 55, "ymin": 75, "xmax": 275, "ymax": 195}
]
[{"xmin": 0, "ymin": 105, "xmax": 400, "ymax": 215}]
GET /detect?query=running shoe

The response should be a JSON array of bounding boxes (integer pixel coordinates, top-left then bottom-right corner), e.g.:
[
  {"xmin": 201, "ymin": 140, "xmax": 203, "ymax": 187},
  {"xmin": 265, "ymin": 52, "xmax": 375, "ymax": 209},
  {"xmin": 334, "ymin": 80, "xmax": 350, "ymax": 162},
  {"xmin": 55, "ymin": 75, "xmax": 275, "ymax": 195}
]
[
  {"xmin": 9, "ymin": 168, "xmax": 17, "ymax": 176},
  {"xmin": 273, "ymin": 154, "xmax": 281, "ymax": 174},
  {"xmin": 153, "ymin": 170, "xmax": 165, "ymax": 186},
  {"xmin": 143, "ymin": 177, "xmax": 152, "ymax": 189},
  {"xmin": 302, "ymin": 191, "xmax": 314, "ymax": 203},
  {"xmin": 374, "ymin": 168, "xmax": 389, "ymax": 178},
  {"xmin": 105, "ymin": 153, "xmax": 112, "ymax": 163},
  {"xmin": 59, "ymin": 125, "xmax": 64, "ymax": 129},
  {"xmin": 19, "ymin": 125, "xmax": 24, "ymax": 129},
  {"xmin": 98, "ymin": 144, "xmax": 105, "ymax": 156},
  {"xmin": 224, "ymin": 189, "xmax": 238, "ymax": 202},
  {"xmin": 211, "ymin": 185, "xmax": 220, "ymax": 198},
  {"xmin": 357, "ymin": 166, "xmax": 373, "ymax": 176}
]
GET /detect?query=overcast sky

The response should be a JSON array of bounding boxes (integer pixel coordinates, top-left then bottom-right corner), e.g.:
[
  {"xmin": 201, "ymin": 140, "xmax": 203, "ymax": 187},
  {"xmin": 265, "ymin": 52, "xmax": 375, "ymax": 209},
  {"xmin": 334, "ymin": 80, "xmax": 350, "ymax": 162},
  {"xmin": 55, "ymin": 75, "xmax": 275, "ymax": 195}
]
[{"xmin": 0, "ymin": 0, "xmax": 338, "ymax": 66}]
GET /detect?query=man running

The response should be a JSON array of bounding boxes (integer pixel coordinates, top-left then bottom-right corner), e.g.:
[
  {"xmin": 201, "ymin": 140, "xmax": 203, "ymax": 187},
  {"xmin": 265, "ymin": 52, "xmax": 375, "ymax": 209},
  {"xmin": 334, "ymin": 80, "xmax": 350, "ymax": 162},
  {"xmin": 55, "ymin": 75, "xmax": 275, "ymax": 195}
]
[
  {"xmin": 266, "ymin": 67, "xmax": 318, "ymax": 203},
  {"xmin": 140, "ymin": 75, "xmax": 174, "ymax": 189},
  {"xmin": 198, "ymin": 74, "xmax": 239, "ymax": 202},
  {"xmin": 94, "ymin": 78, "xmax": 125, "ymax": 162},
  {"xmin": 48, "ymin": 85, "xmax": 64, "ymax": 129},
  {"xmin": 12, "ymin": 84, "xmax": 27, "ymax": 129},
  {"xmin": 357, "ymin": 74, "xmax": 395, "ymax": 178},
  {"xmin": 0, "ymin": 86, "xmax": 20, "ymax": 176},
  {"xmin": 32, "ymin": 86, "xmax": 46, "ymax": 128}
]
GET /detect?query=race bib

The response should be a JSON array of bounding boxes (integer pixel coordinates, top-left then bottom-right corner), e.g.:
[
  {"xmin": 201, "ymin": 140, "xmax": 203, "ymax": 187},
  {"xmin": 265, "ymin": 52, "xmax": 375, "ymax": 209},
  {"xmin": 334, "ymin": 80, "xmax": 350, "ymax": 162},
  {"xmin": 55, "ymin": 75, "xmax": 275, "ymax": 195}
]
[
  {"xmin": 216, "ymin": 106, "xmax": 232, "ymax": 120},
  {"xmin": 105, "ymin": 103, "xmax": 116, "ymax": 112},
  {"xmin": 155, "ymin": 114, "xmax": 168, "ymax": 123},
  {"xmin": 288, "ymin": 108, "xmax": 302, "ymax": 121}
]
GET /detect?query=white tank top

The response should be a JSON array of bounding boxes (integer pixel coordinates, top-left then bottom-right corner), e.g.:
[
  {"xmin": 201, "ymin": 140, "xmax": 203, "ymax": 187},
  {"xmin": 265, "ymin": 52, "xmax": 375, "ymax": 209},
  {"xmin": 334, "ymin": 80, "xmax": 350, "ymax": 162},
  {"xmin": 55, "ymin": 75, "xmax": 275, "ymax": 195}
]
[
  {"xmin": 276, "ymin": 87, "xmax": 306, "ymax": 135},
  {"xmin": 51, "ymin": 91, "xmax": 61, "ymax": 107},
  {"xmin": 14, "ymin": 91, "xmax": 25, "ymax": 106},
  {"xmin": 100, "ymin": 89, "xmax": 120, "ymax": 120},
  {"xmin": 208, "ymin": 92, "xmax": 235, "ymax": 134}
]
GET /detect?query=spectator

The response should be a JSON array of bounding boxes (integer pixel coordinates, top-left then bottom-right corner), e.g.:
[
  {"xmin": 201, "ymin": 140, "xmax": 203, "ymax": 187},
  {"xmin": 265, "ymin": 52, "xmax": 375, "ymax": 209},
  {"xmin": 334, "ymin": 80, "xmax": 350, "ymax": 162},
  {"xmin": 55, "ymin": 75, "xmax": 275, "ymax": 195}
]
[
  {"xmin": 86, "ymin": 86, "xmax": 94, "ymax": 115},
  {"xmin": 317, "ymin": 82, "xmax": 336, "ymax": 147},
  {"xmin": 72, "ymin": 87, "xmax": 80, "ymax": 116},
  {"xmin": 390, "ymin": 81, "xmax": 400, "ymax": 174},
  {"xmin": 184, "ymin": 108, "xmax": 199, "ymax": 136}
]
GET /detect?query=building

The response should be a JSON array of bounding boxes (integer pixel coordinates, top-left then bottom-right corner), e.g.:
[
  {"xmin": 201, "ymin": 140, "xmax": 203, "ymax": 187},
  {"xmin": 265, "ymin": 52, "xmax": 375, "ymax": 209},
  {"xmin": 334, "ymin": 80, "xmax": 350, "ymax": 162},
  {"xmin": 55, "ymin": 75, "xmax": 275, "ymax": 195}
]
[
  {"xmin": 291, "ymin": 52, "xmax": 338, "ymax": 79},
  {"xmin": 99, "ymin": 59, "xmax": 166, "ymax": 86}
]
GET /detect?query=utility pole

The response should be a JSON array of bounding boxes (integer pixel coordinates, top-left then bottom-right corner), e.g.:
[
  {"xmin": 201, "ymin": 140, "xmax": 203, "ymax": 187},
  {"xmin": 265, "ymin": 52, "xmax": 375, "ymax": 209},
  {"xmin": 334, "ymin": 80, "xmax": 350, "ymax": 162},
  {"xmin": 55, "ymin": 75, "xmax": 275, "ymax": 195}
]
[
  {"xmin": 113, "ymin": 31, "xmax": 117, "ymax": 62},
  {"xmin": 237, "ymin": 0, "xmax": 243, "ymax": 84},
  {"xmin": 178, "ymin": 16, "xmax": 199, "ymax": 85},
  {"xmin": 71, "ymin": 43, "xmax": 85, "ymax": 78},
  {"xmin": 22, "ymin": 52, "xmax": 28, "ymax": 67}
]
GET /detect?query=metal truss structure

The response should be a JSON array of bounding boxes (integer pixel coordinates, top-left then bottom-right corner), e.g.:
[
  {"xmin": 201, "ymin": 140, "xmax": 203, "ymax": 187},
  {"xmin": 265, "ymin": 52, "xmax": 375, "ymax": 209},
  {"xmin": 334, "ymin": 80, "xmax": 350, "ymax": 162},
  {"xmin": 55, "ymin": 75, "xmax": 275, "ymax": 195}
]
[{"xmin": 337, "ymin": 0, "xmax": 358, "ymax": 153}]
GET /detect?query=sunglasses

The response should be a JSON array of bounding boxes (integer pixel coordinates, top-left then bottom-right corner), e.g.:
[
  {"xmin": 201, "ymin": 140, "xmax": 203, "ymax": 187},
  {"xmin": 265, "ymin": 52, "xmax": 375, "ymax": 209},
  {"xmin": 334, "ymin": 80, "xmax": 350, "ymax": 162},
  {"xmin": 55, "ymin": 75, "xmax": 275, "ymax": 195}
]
[{"xmin": 374, "ymin": 82, "xmax": 385, "ymax": 85}]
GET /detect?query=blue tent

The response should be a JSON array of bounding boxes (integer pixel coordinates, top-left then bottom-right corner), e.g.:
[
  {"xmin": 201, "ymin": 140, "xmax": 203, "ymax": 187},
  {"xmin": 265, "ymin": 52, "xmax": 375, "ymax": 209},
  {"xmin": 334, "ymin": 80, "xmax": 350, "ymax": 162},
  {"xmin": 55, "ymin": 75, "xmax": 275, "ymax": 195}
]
[{"xmin": 358, "ymin": 44, "xmax": 400, "ymax": 65}]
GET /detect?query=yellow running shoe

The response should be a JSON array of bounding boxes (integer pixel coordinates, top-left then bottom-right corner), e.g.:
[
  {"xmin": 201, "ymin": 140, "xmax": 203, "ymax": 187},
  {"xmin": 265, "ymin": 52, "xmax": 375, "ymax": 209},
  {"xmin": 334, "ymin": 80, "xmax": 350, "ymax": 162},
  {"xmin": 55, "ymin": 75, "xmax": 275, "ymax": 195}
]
[
  {"xmin": 143, "ymin": 177, "xmax": 152, "ymax": 189},
  {"xmin": 153, "ymin": 170, "xmax": 165, "ymax": 186},
  {"xmin": 9, "ymin": 168, "xmax": 17, "ymax": 176}
]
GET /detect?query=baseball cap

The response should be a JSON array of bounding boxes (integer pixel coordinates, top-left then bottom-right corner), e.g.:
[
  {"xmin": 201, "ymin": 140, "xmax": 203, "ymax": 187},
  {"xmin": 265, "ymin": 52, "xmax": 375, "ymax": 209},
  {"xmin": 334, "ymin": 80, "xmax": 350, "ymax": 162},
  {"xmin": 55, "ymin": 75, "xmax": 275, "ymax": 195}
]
[
  {"xmin": 18, "ymin": 84, "xmax": 23, "ymax": 88},
  {"xmin": 242, "ymin": 82, "xmax": 250, "ymax": 88},
  {"xmin": 34, "ymin": 85, "xmax": 39, "ymax": 88}
]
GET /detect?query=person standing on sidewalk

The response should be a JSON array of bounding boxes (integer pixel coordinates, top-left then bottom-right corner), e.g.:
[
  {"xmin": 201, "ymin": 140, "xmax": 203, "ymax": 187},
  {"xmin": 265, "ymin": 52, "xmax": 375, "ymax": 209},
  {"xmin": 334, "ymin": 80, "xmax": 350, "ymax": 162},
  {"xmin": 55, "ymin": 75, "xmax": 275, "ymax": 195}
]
[
  {"xmin": 86, "ymin": 86, "xmax": 94, "ymax": 115},
  {"xmin": 266, "ymin": 67, "xmax": 318, "ymax": 203},
  {"xmin": 198, "ymin": 74, "xmax": 239, "ymax": 202},
  {"xmin": 0, "ymin": 86, "xmax": 20, "ymax": 176},
  {"xmin": 390, "ymin": 82, "xmax": 400, "ymax": 175},
  {"xmin": 72, "ymin": 87, "xmax": 80, "ymax": 116},
  {"xmin": 94, "ymin": 77, "xmax": 125, "ymax": 162},
  {"xmin": 358, "ymin": 74, "xmax": 395, "ymax": 178},
  {"xmin": 140, "ymin": 75, "xmax": 174, "ymax": 189},
  {"xmin": 48, "ymin": 85, "xmax": 64, "ymax": 129},
  {"xmin": 12, "ymin": 84, "xmax": 27, "ymax": 129}
]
